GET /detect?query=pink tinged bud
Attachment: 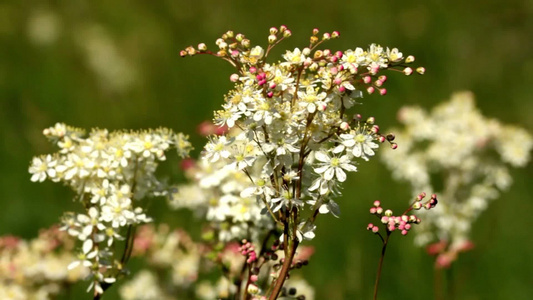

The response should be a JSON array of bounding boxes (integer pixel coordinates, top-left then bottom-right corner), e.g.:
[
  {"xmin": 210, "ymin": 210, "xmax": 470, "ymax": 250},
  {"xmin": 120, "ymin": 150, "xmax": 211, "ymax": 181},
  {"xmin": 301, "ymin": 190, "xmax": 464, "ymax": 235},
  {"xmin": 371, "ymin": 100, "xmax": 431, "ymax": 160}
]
[
  {"xmin": 268, "ymin": 35, "xmax": 277, "ymax": 43},
  {"xmin": 338, "ymin": 86, "xmax": 346, "ymax": 93},
  {"xmin": 390, "ymin": 143, "xmax": 398, "ymax": 150},
  {"xmin": 416, "ymin": 67, "xmax": 425, "ymax": 74},
  {"xmin": 367, "ymin": 86, "xmax": 375, "ymax": 94},
  {"xmin": 376, "ymin": 207, "xmax": 383, "ymax": 214},
  {"xmin": 340, "ymin": 121, "xmax": 350, "ymax": 130},
  {"xmin": 375, "ymin": 79, "xmax": 383, "ymax": 87},
  {"xmin": 330, "ymin": 56, "xmax": 339, "ymax": 63},
  {"xmin": 381, "ymin": 216, "xmax": 389, "ymax": 224},
  {"xmin": 317, "ymin": 103, "xmax": 327, "ymax": 111},
  {"xmin": 378, "ymin": 136, "xmax": 386, "ymax": 143},
  {"xmin": 457, "ymin": 240, "xmax": 475, "ymax": 252},
  {"xmin": 332, "ymin": 31, "xmax": 340, "ymax": 38},
  {"xmin": 431, "ymin": 193, "xmax": 437, "ymax": 199},
  {"xmin": 379, "ymin": 88, "xmax": 387, "ymax": 96},
  {"xmin": 372, "ymin": 226, "xmax": 379, "ymax": 233},
  {"xmin": 409, "ymin": 215, "xmax": 417, "ymax": 223},
  {"xmin": 250, "ymin": 274, "xmax": 259, "ymax": 282},
  {"xmin": 249, "ymin": 66, "xmax": 257, "ymax": 74},
  {"xmin": 363, "ymin": 76, "xmax": 372, "ymax": 84},
  {"xmin": 401, "ymin": 230, "xmax": 408, "ymax": 236},
  {"xmin": 336, "ymin": 51, "xmax": 343, "ymax": 58},
  {"xmin": 394, "ymin": 217, "xmax": 401, "ymax": 224},
  {"xmin": 388, "ymin": 224, "xmax": 396, "ymax": 231},
  {"xmin": 367, "ymin": 223, "xmax": 374, "ymax": 230},
  {"xmin": 405, "ymin": 55, "xmax": 415, "ymax": 63},
  {"xmin": 283, "ymin": 30, "xmax": 292, "ymax": 38},
  {"xmin": 372, "ymin": 125, "xmax": 380, "ymax": 134},
  {"xmin": 230, "ymin": 74, "xmax": 240, "ymax": 82},
  {"xmin": 378, "ymin": 75, "xmax": 387, "ymax": 82},
  {"xmin": 179, "ymin": 50, "xmax": 188, "ymax": 57},
  {"xmin": 404, "ymin": 224, "xmax": 411, "ymax": 230},
  {"xmin": 231, "ymin": 50, "xmax": 240, "ymax": 57},
  {"xmin": 417, "ymin": 192, "xmax": 426, "ymax": 201},
  {"xmin": 269, "ymin": 82, "xmax": 277, "ymax": 89},
  {"xmin": 312, "ymin": 28, "xmax": 319, "ymax": 35},
  {"xmin": 403, "ymin": 67, "xmax": 413, "ymax": 75},
  {"xmin": 401, "ymin": 215, "xmax": 409, "ymax": 222},
  {"xmin": 373, "ymin": 200, "xmax": 381, "ymax": 207},
  {"xmin": 280, "ymin": 25, "xmax": 288, "ymax": 32},
  {"xmin": 267, "ymin": 91, "xmax": 274, "ymax": 98},
  {"xmin": 322, "ymin": 33, "xmax": 331, "ymax": 40},
  {"xmin": 366, "ymin": 116, "xmax": 375, "ymax": 124},
  {"xmin": 323, "ymin": 49, "xmax": 331, "ymax": 56},
  {"xmin": 371, "ymin": 66, "xmax": 379, "ymax": 74},
  {"xmin": 398, "ymin": 224, "xmax": 405, "ymax": 230},
  {"xmin": 270, "ymin": 27, "xmax": 279, "ymax": 35},
  {"xmin": 258, "ymin": 79, "xmax": 267, "ymax": 86},
  {"xmin": 370, "ymin": 207, "xmax": 377, "ymax": 214}
]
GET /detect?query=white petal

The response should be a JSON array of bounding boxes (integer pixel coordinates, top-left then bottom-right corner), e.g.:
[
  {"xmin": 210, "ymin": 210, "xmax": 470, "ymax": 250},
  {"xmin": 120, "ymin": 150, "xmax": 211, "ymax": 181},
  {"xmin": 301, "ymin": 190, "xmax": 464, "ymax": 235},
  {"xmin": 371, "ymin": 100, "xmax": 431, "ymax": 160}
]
[
  {"xmin": 82, "ymin": 239, "xmax": 93, "ymax": 254},
  {"xmin": 324, "ymin": 168, "xmax": 335, "ymax": 181},
  {"xmin": 335, "ymin": 168, "xmax": 347, "ymax": 182},
  {"xmin": 314, "ymin": 151, "xmax": 330, "ymax": 162}
]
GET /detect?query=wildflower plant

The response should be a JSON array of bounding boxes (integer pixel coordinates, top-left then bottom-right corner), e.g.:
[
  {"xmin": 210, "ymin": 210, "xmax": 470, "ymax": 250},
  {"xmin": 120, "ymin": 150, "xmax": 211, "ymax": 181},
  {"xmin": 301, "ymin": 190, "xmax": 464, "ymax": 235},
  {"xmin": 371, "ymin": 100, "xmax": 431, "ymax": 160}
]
[
  {"xmin": 381, "ymin": 91, "xmax": 533, "ymax": 268},
  {"xmin": 28, "ymin": 123, "xmax": 191, "ymax": 297},
  {"xmin": 180, "ymin": 25, "xmax": 424, "ymax": 299}
]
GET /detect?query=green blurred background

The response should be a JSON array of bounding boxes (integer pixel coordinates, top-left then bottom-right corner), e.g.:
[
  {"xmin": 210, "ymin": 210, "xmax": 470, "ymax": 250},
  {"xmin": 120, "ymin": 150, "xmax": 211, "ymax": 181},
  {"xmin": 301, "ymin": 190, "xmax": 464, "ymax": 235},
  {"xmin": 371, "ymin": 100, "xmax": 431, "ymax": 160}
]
[{"xmin": 1, "ymin": 0, "xmax": 532, "ymax": 299}]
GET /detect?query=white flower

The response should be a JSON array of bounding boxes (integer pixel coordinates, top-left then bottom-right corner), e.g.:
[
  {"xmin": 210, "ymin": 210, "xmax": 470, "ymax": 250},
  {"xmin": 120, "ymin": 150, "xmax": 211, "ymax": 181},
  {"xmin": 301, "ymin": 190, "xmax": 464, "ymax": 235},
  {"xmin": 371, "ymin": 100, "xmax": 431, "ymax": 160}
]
[
  {"xmin": 338, "ymin": 131, "xmax": 379, "ymax": 161},
  {"xmin": 29, "ymin": 154, "xmax": 57, "ymax": 182},
  {"xmin": 313, "ymin": 151, "xmax": 357, "ymax": 182}
]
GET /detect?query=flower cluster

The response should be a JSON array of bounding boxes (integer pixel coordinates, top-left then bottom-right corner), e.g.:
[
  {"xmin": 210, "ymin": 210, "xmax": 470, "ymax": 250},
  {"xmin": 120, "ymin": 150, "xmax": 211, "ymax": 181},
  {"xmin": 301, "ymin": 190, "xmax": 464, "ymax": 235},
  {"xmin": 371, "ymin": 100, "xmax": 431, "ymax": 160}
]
[
  {"xmin": 381, "ymin": 91, "xmax": 532, "ymax": 261},
  {"xmin": 180, "ymin": 26, "xmax": 423, "ymax": 299},
  {"xmin": 169, "ymin": 131, "xmax": 274, "ymax": 242},
  {"xmin": 0, "ymin": 226, "xmax": 87, "ymax": 300},
  {"xmin": 28, "ymin": 123, "xmax": 191, "ymax": 295},
  {"xmin": 367, "ymin": 193, "xmax": 438, "ymax": 237}
]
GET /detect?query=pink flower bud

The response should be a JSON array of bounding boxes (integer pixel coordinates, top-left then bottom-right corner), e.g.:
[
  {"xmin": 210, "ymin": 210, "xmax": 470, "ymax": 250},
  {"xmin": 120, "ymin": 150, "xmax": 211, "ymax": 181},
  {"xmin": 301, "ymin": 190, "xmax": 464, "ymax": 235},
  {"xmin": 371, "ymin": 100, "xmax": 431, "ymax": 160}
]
[
  {"xmin": 363, "ymin": 76, "xmax": 372, "ymax": 84},
  {"xmin": 372, "ymin": 226, "xmax": 379, "ymax": 233},
  {"xmin": 401, "ymin": 230, "xmax": 408, "ymax": 236},
  {"xmin": 250, "ymin": 274, "xmax": 259, "ymax": 282},
  {"xmin": 403, "ymin": 67, "xmax": 413, "ymax": 76},
  {"xmin": 249, "ymin": 66, "xmax": 257, "ymax": 74},
  {"xmin": 267, "ymin": 91, "xmax": 274, "ymax": 98},
  {"xmin": 378, "ymin": 136, "xmax": 386, "ymax": 143},
  {"xmin": 370, "ymin": 207, "xmax": 377, "ymax": 214},
  {"xmin": 379, "ymin": 88, "xmax": 387, "ymax": 96},
  {"xmin": 340, "ymin": 122, "xmax": 350, "ymax": 130},
  {"xmin": 331, "ymin": 31, "xmax": 340, "ymax": 38},
  {"xmin": 373, "ymin": 200, "xmax": 381, "ymax": 207},
  {"xmin": 367, "ymin": 86, "xmax": 375, "ymax": 94},
  {"xmin": 230, "ymin": 74, "xmax": 240, "ymax": 82},
  {"xmin": 338, "ymin": 86, "xmax": 346, "ymax": 93}
]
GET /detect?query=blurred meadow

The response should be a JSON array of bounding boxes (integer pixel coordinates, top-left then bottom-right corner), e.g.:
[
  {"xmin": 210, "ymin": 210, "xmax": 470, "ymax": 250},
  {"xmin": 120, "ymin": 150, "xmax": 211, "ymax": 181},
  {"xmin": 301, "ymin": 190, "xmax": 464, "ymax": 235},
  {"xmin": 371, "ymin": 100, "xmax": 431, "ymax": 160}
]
[{"xmin": 1, "ymin": 0, "xmax": 532, "ymax": 299}]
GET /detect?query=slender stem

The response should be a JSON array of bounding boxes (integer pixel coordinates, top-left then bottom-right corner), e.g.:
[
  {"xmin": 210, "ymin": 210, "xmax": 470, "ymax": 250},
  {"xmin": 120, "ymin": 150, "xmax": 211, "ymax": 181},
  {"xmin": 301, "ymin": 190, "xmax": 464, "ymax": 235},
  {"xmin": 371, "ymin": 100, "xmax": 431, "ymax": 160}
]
[
  {"xmin": 268, "ymin": 209, "xmax": 299, "ymax": 300},
  {"xmin": 373, "ymin": 231, "xmax": 391, "ymax": 300},
  {"xmin": 434, "ymin": 267, "xmax": 443, "ymax": 300}
]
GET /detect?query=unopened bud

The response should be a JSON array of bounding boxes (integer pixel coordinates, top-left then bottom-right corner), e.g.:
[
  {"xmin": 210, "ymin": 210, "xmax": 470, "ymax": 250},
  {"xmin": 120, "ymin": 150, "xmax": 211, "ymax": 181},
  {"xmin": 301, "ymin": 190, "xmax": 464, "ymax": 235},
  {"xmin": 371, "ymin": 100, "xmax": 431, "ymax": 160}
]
[
  {"xmin": 241, "ymin": 39, "xmax": 251, "ymax": 48},
  {"xmin": 379, "ymin": 88, "xmax": 387, "ymax": 96},
  {"xmin": 416, "ymin": 67, "xmax": 426, "ymax": 74},
  {"xmin": 413, "ymin": 202, "xmax": 422, "ymax": 210},
  {"xmin": 384, "ymin": 209, "xmax": 393, "ymax": 217},
  {"xmin": 366, "ymin": 117, "xmax": 375, "ymax": 124},
  {"xmin": 331, "ymin": 31, "xmax": 340, "ymax": 38},
  {"xmin": 405, "ymin": 55, "xmax": 415, "ymax": 63},
  {"xmin": 225, "ymin": 31, "xmax": 234, "ymax": 38},
  {"xmin": 268, "ymin": 34, "xmax": 277, "ymax": 44},
  {"xmin": 230, "ymin": 74, "xmax": 239, "ymax": 82},
  {"xmin": 373, "ymin": 200, "xmax": 381, "ymax": 207},
  {"xmin": 390, "ymin": 143, "xmax": 398, "ymax": 149},
  {"xmin": 367, "ymin": 86, "xmax": 375, "ymax": 94},
  {"xmin": 235, "ymin": 33, "xmax": 244, "ymax": 42},
  {"xmin": 312, "ymin": 28, "xmax": 319, "ymax": 35},
  {"xmin": 270, "ymin": 27, "xmax": 278, "ymax": 35},
  {"xmin": 302, "ymin": 48, "xmax": 311, "ymax": 56},
  {"xmin": 322, "ymin": 33, "xmax": 331, "ymax": 40},
  {"xmin": 197, "ymin": 43, "xmax": 207, "ymax": 51},
  {"xmin": 340, "ymin": 122, "xmax": 350, "ymax": 130},
  {"xmin": 283, "ymin": 30, "xmax": 292, "ymax": 38},
  {"xmin": 310, "ymin": 36, "xmax": 319, "ymax": 44},
  {"xmin": 403, "ymin": 67, "xmax": 413, "ymax": 76}
]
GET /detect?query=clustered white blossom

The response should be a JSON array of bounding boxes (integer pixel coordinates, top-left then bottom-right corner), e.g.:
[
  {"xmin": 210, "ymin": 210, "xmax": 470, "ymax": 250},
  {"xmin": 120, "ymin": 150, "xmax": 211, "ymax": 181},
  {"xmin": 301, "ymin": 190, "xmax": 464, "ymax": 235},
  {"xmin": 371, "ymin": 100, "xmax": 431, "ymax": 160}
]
[
  {"xmin": 381, "ymin": 91, "xmax": 532, "ymax": 254},
  {"xmin": 0, "ymin": 226, "xmax": 88, "ymax": 300},
  {"xmin": 28, "ymin": 123, "xmax": 191, "ymax": 295},
  {"xmin": 169, "ymin": 130, "xmax": 275, "ymax": 243},
  {"xmin": 180, "ymin": 26, "xmax": 421, "ymax": 241},
  {"xmin": 180, "ymin": 26, "xmax": 423, "ymax": 299}
]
